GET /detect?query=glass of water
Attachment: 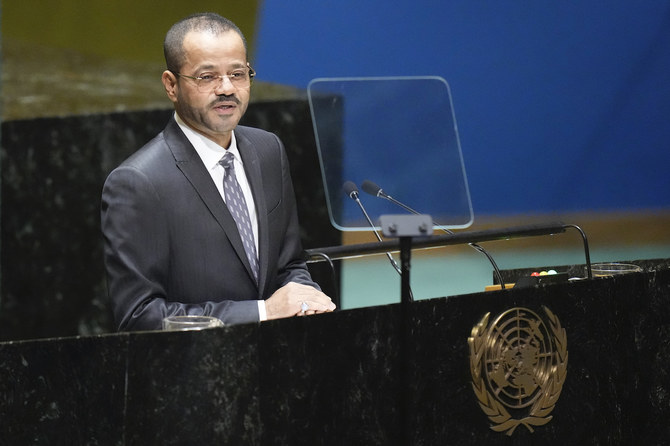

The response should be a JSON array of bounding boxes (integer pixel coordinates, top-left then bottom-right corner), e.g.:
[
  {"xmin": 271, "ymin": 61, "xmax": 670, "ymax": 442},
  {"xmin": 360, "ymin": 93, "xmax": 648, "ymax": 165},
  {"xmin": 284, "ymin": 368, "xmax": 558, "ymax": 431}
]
[{"xmin": 162, "ymin": 315, "xmax": 224, "ymax": 331}]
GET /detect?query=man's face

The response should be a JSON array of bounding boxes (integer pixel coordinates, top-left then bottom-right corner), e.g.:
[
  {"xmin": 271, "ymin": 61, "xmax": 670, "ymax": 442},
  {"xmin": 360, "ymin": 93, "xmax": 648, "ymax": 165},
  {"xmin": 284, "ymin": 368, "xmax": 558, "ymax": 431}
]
[{"xmin": 162, "ymin": 29, "xmax": 251, "ymax": 148}]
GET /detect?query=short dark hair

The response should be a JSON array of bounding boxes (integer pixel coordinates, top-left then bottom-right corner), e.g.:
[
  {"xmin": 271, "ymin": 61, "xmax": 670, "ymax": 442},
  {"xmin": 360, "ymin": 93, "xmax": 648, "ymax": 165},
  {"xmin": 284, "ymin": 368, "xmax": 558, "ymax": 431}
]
[{"xmin": 163, "ymin": 12, "xmax": 248, "ymax": 72}]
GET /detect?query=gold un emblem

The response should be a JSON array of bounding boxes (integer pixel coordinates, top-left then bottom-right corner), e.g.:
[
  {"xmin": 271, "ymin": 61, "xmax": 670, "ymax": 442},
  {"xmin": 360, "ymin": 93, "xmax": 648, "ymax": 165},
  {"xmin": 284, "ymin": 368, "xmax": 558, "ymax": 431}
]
[{"xmin": 468, "ymin": 306, "xmax": 568, "ymax": 435}]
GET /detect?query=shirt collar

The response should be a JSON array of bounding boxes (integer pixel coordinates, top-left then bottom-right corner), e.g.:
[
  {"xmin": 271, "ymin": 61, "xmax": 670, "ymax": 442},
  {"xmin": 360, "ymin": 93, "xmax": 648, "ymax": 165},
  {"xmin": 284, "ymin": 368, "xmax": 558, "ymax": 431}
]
[{"xmin": 174, "ymin": 112, "xmax": 242, "ymax": 171}]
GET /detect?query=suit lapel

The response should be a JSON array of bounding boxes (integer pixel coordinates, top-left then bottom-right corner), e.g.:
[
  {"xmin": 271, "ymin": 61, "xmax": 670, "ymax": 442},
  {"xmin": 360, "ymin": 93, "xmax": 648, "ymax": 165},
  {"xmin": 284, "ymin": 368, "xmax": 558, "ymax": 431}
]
[
  {"xmin": 164, "ymin": 120, "xmax": 258, "ymax": 288},
  {"xmin": 237, "ymin": 129, "xmax": 270, "ymax": 299}
]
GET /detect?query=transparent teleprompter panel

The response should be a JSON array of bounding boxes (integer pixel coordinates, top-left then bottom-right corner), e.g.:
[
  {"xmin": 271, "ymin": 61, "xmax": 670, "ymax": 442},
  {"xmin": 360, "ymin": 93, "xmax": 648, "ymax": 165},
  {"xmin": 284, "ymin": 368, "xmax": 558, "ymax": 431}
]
[{"xmin": 308, "ymin": 76, "xmax": 473, "ymax": 231}]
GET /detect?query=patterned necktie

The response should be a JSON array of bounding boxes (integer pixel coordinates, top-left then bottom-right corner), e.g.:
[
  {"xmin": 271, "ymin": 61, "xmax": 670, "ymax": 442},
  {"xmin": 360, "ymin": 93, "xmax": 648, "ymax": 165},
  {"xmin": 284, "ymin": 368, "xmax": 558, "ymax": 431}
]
[{"xmin": 219, "ymin": 152, "xmax": 259, "ymax": 283}]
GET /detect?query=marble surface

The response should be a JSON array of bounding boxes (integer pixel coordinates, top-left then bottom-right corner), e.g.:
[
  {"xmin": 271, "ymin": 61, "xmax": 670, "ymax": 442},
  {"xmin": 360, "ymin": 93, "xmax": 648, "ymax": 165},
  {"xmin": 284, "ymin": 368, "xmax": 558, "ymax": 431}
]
[
  {"xmin": 0, "ymin": 101, "xmax": 340, "ymax": 341},
  {"xmin": 258, "ymin": 305, "xmax": 403, "ymax": 445},
  {"xmin": 0, "ymin": 263, "xmax": 668, "ymax": 444},
  {"xmin": 0, "ymin": 334, "xmax": 127, "ymax": 444},
  {"xmin": 124, "ymin": 325, "xmax": 261, "ymax": 444}
]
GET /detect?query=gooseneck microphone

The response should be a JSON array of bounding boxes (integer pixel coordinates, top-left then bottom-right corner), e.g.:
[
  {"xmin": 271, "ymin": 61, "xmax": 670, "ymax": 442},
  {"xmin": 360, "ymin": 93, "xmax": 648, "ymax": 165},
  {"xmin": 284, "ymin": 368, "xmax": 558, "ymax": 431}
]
[
  {"xmin": 343, "ymin": 181, "xmax": 403, "ymax": 276},
  {"xmin": 360, "ymin": 179, "xmax": 506, "ymax": 289},
  {"xmin": 362, "ymin": 180, "xmax": 419, "ymax": 215}
]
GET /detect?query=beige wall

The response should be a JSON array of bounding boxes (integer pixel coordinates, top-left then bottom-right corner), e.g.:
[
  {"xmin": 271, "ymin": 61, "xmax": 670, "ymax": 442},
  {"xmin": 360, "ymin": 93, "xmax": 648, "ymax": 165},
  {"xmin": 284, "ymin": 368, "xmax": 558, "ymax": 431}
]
[{"xmin": 2, "ymin": 2, "xmax": 259, "ymax": 63}]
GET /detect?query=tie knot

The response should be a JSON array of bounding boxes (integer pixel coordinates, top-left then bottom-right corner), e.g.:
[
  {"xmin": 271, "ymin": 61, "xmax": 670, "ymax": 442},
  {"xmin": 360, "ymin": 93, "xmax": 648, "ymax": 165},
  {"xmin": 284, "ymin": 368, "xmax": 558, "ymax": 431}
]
[{"xmin": 219, "ymin": 152, "xmax": 234, "ymax": 170}]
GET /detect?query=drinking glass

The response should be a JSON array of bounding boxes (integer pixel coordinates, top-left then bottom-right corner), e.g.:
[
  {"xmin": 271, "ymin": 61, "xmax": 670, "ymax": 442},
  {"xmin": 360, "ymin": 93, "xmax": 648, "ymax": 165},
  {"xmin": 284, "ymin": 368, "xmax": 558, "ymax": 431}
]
[
  {"xmin": 590, "ymin": 263, "xmax": 642, "ymax": 277},
  {"xmin": 162, "ymin": 315, "xmax": 224, "ymax": 331}
]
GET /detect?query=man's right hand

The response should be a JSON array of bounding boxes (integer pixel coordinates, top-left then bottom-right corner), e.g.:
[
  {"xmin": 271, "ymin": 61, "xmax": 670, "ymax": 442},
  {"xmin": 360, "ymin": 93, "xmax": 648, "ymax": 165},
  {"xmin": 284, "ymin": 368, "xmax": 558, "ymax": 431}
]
[{"xmin": 264, "ymin": 282, "xmax": 336, "ymax": 320}]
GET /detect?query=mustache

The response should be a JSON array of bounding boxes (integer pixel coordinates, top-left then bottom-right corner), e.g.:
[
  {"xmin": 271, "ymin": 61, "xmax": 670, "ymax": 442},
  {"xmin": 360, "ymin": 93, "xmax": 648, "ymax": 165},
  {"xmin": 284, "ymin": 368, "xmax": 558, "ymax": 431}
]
[{"xmin": 212, "ymin": 95, "xmax": 240, "ymax": 106}]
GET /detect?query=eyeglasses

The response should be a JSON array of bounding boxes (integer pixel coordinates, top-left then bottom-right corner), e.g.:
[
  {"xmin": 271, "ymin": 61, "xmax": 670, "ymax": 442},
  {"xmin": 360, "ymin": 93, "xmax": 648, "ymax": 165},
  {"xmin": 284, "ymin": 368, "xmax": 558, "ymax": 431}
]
[{"xmin": 173, "ymin": 65, "xmax": 256, "ymax": 91}]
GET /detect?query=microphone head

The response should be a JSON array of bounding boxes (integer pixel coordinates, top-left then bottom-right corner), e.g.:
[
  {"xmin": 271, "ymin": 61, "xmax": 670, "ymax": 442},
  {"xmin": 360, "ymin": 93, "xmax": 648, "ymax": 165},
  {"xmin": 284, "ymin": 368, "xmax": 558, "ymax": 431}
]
[
  {"xmin": 343, "ymin": 181, "xmax": 359, "ymax": 199},
  {"xmin": 361, "ymin": 180, "xmax": 382, "ymax": 197}
]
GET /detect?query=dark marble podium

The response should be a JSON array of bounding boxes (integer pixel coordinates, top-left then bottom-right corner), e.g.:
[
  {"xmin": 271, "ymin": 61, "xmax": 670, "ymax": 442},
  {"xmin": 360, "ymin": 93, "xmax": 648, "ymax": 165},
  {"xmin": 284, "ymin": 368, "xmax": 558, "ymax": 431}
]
[{"xmin": 1, "ymin": 260, "xmax": 669, "ymax": 445}]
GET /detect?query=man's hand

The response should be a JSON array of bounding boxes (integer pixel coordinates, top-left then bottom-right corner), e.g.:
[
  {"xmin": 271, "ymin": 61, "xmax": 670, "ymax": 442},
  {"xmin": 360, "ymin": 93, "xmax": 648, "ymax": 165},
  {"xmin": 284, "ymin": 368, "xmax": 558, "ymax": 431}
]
[{"xmin": 265, "ymin": 282, "xmax": 336, "ymax": 320}]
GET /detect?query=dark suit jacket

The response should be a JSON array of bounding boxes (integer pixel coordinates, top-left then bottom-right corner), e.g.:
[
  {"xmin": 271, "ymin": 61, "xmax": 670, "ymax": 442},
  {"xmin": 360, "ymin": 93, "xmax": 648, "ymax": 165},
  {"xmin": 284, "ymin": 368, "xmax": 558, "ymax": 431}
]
[{"xmin": 101, "ymin": 118, "xmax": 318, "ymax": 331}]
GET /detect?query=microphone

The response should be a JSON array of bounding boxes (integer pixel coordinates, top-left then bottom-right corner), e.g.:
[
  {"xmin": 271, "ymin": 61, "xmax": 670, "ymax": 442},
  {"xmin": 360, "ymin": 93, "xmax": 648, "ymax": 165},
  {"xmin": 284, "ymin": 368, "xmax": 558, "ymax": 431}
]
[
  {"xmin": 343, "ymin": 181, "xmax": 404, "ymax": 278},
  {"xmin": 360, "ymin": 179, "xmax": 506, "ymax": 289},
  {"xmin": 362, "ymin": 180, "xmax": 421, "ymax": 215},
  {"xmin": 343, "ymin": 180, "xmax": 360, "ymax": 200}
]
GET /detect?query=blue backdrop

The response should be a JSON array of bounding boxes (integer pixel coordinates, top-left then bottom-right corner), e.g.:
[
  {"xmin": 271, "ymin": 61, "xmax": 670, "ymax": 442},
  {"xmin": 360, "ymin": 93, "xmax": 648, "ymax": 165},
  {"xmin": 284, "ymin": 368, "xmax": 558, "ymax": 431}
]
[{"xmin": 253, "ymin": 1, "xmax": 670, "ymax": 216}]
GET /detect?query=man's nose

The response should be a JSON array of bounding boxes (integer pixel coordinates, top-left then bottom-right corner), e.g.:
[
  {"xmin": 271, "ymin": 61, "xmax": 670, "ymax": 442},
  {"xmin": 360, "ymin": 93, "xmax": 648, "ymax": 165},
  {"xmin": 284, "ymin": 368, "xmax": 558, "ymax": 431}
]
[{"xmin": 213, "ymin": 75, "xmax": 236, "ymax": 94}]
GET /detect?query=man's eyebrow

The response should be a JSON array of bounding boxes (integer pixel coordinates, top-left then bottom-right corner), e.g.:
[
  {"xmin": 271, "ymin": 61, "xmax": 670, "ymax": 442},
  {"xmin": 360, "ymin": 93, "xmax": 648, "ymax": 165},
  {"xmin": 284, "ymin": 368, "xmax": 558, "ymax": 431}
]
[
  {"xmin": 194, "ymin": 62, "xmax": 247, "ymax": 72},
  {"xmin": 193, "ymin": 63, "xmax": 217, "ymax": 72}
]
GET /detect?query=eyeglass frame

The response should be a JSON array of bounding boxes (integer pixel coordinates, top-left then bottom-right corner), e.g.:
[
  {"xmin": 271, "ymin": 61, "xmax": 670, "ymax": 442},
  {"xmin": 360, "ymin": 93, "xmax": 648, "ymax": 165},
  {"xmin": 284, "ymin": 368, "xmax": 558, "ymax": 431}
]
[{"xmin": 171, "ymin": 64, "xmax": 256, "ymax": 90}]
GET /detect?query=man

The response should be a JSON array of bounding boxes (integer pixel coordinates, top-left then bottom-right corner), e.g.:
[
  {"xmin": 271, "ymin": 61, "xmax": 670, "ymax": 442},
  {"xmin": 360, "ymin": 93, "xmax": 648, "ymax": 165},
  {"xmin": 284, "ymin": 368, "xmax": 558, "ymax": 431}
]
[{"xmin": 101, "ymin": 12, "xmax": 335, "ymax": 331}]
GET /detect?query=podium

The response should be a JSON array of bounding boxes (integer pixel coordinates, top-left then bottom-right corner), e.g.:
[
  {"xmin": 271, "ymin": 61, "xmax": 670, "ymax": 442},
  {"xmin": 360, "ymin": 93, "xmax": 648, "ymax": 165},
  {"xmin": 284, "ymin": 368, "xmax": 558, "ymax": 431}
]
[{"xmin": 1, "ymin": 259, "xmax": 669, "ymax": 445}]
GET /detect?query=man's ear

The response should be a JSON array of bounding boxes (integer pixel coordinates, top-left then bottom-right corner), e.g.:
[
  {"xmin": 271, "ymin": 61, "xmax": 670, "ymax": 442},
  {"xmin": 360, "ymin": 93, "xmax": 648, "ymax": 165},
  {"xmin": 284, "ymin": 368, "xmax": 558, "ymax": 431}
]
[{"xmin": 162, "ymin": 70, "xmax": 178, "ymax": 102}]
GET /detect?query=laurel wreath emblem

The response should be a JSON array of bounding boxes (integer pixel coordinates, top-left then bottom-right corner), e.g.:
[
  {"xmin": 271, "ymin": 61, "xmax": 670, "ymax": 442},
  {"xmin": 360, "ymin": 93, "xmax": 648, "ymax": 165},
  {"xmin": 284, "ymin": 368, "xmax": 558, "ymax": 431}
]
[{"xmin": 468, "ymin": 306, "xmax": 568, "ymax": 436}]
